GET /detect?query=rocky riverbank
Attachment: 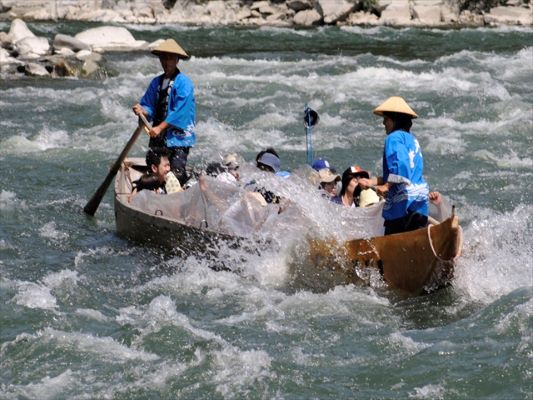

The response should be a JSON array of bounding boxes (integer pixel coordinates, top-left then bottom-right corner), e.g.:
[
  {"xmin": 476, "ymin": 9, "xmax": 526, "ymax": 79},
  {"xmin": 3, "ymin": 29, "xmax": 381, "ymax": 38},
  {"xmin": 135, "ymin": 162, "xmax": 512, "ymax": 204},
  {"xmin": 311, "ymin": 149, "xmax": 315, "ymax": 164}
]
[
  {"xmin": 0, "ymin": 0, "xmax": 531, "ymax": 27},
  {"xmin": 0, "ymin": 18, "xmax": 161, "ymax": 78},
  {"xmin": 1, "ymin": 0, "xmax": 530, "ymax": 79}
]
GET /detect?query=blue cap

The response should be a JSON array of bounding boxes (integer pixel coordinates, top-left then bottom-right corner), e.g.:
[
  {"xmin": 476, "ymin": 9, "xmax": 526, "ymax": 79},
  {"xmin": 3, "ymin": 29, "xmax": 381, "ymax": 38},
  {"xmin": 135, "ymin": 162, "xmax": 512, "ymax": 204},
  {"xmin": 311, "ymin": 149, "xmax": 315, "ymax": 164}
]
[
  {"xmin": 312, "ymin": 158, "xmax": 330, "ymax": 171},
  {"xmin": 258, "ymin": 152, "xmax": 281, "ymax": 172}
]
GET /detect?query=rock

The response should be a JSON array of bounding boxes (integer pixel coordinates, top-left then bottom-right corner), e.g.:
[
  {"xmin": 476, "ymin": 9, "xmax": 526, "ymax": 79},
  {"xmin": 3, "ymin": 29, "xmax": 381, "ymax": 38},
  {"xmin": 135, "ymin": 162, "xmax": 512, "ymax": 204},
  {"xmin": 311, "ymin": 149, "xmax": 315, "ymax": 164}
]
[
  {"xmin": 74, "ymin": 26, "xmax": 148, "ymax": 52},
  {"xmin": 441, "ymin": 4, "xmax": 459, "ymax": 24},
  {"xmin": 251, "ymin": 1, "xmax": 285, "ymax": 17},
  {"xmin": 484, "ymin": 5, "xmax": 532, "ymax": 26},
  {"xmin": 0, "ymin": 47, "xmax": 22, "ymax": 65},
  {"xmin": 52, "ymin": 58, "xmax": 78, "ymax": 77},
  {"xmin": 55, "ymin": 47, "xmax": 75, "ymax": 57},
  {"xmin": 346, "ymin": 11, "xmax": 380, "ymax": 25},
  {"xmin": 287, "ymin": 0, "xmax": 313, "ymax": 12},
  {"xmin": 204, "ymin": 0, "xmax": 241, "ymax": 24},
  {"xmin": 293, "ymin": 8, "xmax": 323, "ymax": 25},
  {"xmin": 412, "ymin": 5, "xmax": 443, "ymax": 26},
  {"xmin": 14, "ymin": 36, "xmax": 50, "ymax": 59},
  {"xmin": 53, "ymin": 33, "xmax": 91, "ymax": 52},
  {"xmin": 82, "ymin": 59, "xmax": 99, "ymax": 77},
  {"xmin": 8, "ymin": 18, "xmax": 35, "ymax": 43},
  {"xmin": 236, "ymin": 7, "xmax": 253, "ymax": 21},
  {"xmin": 458, "ymin": 9, "xmax": 484, "ymax": 25},
  {"xmin": 379, "ymin": 0, "xmax": 413, "ymax": 25},
  {"xmin": 75, "ymin": 49, "xmax": 93, "ymax": 60},
  {"xmin": 0, "ymin": 31, "xmax": 11, "ymax": 47},
  {"xmin": 316, "ymin": 0, "xmax": 356, "ymax": 24},
  {"xmin": 23, "ymin": 62, "xmax": 50, "ymax": 77}
]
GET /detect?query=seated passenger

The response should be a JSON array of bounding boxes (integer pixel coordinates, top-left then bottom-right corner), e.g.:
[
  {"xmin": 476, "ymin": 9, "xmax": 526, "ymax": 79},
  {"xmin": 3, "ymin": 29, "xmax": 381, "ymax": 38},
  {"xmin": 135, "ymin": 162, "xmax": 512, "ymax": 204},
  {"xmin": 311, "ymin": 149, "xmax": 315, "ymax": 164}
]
[
  {"xmin": 252, "ymin": 148, "xmax": 288, "ymax": 205},
  {"xmin": 204, "ymin": 153, "xmax": 241, "ymax": 184},
  {"xmin": 256, "ymin": 147, "xmax": 290, "ymax": 178},
  {"xmin": 220, "ymin": 153, "xmax": 241, "ymax": 183},
  {"xmin": 128, "ymin": 147, "xmax": 172, "ymax": 202},
  {"xmin": 331, "ymin": 165, "xmax": 376, "ymax": 208},
  {"xmin": 317, "ymin": 168, "xmax": 340, "ymax": 198},
  {"xmin": 312, "ymin": 158, "xmax": 336, "ymax": 173}
]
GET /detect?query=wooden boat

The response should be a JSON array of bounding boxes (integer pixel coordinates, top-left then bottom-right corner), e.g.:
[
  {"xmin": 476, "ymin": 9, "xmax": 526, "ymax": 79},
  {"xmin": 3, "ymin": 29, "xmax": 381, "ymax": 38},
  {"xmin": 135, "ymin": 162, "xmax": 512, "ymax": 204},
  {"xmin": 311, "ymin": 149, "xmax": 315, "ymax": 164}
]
[
  {"xmin": 114, "ymin": 158, "xmax": 242, "ymax": 257},
  {"xmin": 115, "ymin": 158, "xmax": 462, "ymax": 295},
  {"xmin": 306, "ymin": 212, "xmax": 463, "ymax": 296}
]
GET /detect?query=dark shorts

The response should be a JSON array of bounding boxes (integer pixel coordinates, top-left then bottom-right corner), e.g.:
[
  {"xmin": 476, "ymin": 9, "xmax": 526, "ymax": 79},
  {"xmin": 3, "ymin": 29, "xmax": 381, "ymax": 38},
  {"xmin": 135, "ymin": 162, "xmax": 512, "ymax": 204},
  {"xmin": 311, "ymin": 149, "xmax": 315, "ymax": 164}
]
[
  {"xmin": 168, "ymin": 146, "xmax": 190, "ymax": 186},
  {"xmin": 384, "ymin": 211, "xmax": 428, "ymax": 236}
]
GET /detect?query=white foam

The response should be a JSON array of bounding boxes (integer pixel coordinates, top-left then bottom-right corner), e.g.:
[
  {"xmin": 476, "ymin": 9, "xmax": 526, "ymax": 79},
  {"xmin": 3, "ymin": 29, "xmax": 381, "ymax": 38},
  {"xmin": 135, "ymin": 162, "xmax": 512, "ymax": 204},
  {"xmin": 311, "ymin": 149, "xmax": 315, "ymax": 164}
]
[
  {"xmin": 408, "ymin": 383, "xmax": 446, "ymax": 399},
  {"xmin": 388, "ymin": 332, "xmax": 431, "ymax": 355},
  {"xmin": 7, "ymin": 369, "xmax": 76, "ymax": 400},
  {"xmin": 42, "ymin": 269, "xmax": 80, "ymax": 289},
  {"xmin": 39, "ymin": 221, "xmax": 69, "ymax": 242},
  {"xmin": 0, "ymin": 190, "xmax": 27, "ymax": 211},
  {"xmin": 13, "ymin": 281, "xmax": 58, "ymax": 310},
  {"xmin": 0, "ymin": 127, "xmax": 70, "ymax": 154},
  {"xmin": 37, "ymin": 327, "xmax": 159, "ymax": 362},
  {"xmin": 116, "ymin": 294, "xmax": 227, "ymax": 345},
  {"xmin": 74, "ymin": 246, "xmax": 131, "ymax": 268},
  {"xmin": 212, "ymin": 346, "xmax": 273, "ymax": 397},
  {"xmin": 453, "ymin": 205, "xmax": 533, "ymax": 303},
  {"xmin": 495, "ymin": 295, "xmax": 532, "ymax": 354},
  {"xmin": 75, "ymin": 308, "xmax": 109, "ymax": 322}
]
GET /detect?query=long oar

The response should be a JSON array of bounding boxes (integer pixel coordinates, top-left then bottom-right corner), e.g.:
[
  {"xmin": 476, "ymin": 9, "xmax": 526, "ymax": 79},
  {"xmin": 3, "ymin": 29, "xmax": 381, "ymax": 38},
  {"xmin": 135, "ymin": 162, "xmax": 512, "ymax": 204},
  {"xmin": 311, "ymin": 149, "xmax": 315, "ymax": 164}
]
[{"xmin": 83, "ymin": 114, "xmax": 152, "ymax": 216}]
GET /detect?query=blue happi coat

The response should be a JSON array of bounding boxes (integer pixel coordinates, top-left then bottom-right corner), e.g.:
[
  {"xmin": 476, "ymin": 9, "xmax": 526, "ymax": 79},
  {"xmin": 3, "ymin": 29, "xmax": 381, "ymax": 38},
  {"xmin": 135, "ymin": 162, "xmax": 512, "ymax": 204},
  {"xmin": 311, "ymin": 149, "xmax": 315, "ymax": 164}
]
[
  {"xmin": 140, "ymin": 72, "xmax": 196, "ymax": 148},
  {"xmin": 382, "ymin": 129, "xmax": 429, "ymax": 220}
]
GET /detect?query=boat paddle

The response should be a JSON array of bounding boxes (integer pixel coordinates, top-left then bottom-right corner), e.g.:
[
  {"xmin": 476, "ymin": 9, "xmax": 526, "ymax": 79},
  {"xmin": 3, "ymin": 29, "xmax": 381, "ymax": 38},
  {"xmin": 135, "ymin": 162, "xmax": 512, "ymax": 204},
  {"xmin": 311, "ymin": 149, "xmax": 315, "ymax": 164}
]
[
  {"xmin": 83, "ymin": 114, "xmax": 152, "ymax": 216},
  {"xmin": 304, "ymin": 104, "xmax": 319, "ymax": 166}
]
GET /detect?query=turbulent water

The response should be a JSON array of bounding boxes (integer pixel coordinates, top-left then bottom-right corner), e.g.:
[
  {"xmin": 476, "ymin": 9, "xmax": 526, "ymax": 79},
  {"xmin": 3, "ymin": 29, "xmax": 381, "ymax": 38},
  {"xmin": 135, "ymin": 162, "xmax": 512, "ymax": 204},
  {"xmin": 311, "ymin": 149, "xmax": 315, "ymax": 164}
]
[{"xmin": 1, "ymin": 22, "xmax": 532, "ymax": 399}]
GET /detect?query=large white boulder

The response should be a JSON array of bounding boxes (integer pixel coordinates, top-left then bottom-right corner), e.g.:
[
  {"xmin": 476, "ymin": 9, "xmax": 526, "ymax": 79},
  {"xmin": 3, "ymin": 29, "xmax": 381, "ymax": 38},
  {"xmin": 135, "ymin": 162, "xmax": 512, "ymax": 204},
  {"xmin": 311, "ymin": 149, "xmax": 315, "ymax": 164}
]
[
  {"xmin": 23, "ymin": 62, "xmax": 50, "ymax": 77},
  {"xmin": 15, "ymin": 36, "xmax": 50, "ymax": 59},
  {"xmin": 379, "ymin": 0, "xmax": 413, "ymax": 25},
  {"xmin": 287, "ymin": 0, "xmax": 313, "ymax": 12},
  {"xmin": 412, "ymin": 5, "xmax": 443, "ymax": 26},
  {"xmin": 293, "ymin": 8, "xmax": 322, "ymax": 25},
  {"xmin": 484, "ymin": 6, "xmax": 532, "ymax": 26},
  {"xmin": 317, "ymin": 0, "xmax": 356, "ymax": 24},
  {"xmin": 346, "ymin": 11, "xmax": 380, "ymax": 25},
  {"xmin": 74, "ymin": 26, "xmax": 148, "ymax": 52},
  {"xmin": 8, "ymin": 18, "xmax": 35, "ymax": 43},
  {"xmin": 53, "ymin": 33, "xmax": 91, "ymax": 52}
]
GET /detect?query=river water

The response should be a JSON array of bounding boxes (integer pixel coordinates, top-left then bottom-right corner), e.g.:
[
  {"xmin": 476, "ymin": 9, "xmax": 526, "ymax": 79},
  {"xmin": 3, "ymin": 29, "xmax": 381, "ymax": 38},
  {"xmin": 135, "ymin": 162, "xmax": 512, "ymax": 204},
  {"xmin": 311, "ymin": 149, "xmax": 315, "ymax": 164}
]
[{"xmin": 1, "ymin": 22, "xmax": 532, "ymax": 399}]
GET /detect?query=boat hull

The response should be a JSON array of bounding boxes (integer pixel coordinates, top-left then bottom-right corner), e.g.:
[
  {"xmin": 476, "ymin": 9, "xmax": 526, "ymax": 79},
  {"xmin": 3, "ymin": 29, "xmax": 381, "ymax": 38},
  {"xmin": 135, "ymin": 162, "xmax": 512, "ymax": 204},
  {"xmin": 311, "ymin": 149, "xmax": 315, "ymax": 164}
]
[
  {"xmin": 307, "ymin": 215, "xmax": 463, "ymax": 296},
  {"xmin": 114, "ymin": 159, "xmax": 241, "ymax": 258}
]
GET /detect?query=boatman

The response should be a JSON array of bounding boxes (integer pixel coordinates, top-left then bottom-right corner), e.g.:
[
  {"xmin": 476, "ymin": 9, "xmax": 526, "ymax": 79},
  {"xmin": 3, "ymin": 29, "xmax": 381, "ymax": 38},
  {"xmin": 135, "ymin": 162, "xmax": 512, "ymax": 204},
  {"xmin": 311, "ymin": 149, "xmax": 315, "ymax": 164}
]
[
  {"xmin": 132, "ymin": 38, "xmax": 196, "ymax": 186},
  {"xmin": 358, "ymin": 96, "xmax": 429, "ymax": 235}
]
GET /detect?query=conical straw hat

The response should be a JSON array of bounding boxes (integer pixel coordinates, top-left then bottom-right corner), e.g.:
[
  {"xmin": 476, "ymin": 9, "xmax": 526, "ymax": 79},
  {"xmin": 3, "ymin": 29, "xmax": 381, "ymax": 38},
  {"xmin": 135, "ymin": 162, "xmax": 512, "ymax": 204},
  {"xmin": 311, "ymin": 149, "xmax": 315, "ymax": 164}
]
[
  {"xmin": 151, "ymin": 39, "xmax": 189, "ymax": 59},
  {"xmin": 373, "ymin": 96, "xmax": 418, "ymax": 118}
]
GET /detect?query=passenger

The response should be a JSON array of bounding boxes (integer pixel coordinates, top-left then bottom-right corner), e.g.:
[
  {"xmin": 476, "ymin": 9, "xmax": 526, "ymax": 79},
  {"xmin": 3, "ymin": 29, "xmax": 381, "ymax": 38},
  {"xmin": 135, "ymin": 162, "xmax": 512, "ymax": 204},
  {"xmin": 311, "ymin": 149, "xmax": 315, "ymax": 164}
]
[
  {"xmin": 252, "ymin": 148, "xmax": 287, "ymax": 204},
  {"xmin": 317, "ymin": 168, "xmax": 341, "ymax": 198},
  {"xmin": 331, "ymin": 166, "xmax": 371, "ymax": 207},
  {"xmin": 220, "ymin": 153, "xmax": 241, "ymax": 183},
  {"xmin": 256, "ymin": 148, "xmax": 290, "ymax": 178},
  {"xmin": 128, "ymin": 147, "xmax": 171, "ymax": 202},
  {"xmin": 205, "ymin": 162, "xmax": 226, "ymax": 178},
  {"xmin": 358, "ymin": 96, "xmax": 429, "ymax": 235},
  {"xmin": 312, "ymin": 158, "xmax": 336, "ymax": 173},
  {"xmin": 204, "ymin": 153, "xmax": 241, "ymax": 184},
  {"xmin": 132, "ymin": 38, "xmax": 196, "ymax": 187}
]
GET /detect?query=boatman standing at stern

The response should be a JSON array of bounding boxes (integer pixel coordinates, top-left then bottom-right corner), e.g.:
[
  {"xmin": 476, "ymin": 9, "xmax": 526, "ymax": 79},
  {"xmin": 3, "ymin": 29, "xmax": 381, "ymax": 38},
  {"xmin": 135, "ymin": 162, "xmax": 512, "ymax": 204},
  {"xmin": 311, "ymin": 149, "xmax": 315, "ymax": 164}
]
[
  {"xmin": 358, "ymin": 96, "xmax": 429, "ymax": 235},
  {"xmin": 132, "ymin": 38, "xmax": 196, "ymax": 186}
]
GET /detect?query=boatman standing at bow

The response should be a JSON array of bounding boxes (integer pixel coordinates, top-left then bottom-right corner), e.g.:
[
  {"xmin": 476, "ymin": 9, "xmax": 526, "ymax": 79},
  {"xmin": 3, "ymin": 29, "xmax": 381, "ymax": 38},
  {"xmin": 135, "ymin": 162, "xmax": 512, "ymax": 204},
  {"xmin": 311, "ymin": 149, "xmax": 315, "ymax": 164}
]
[
  {"xmin": 358, "ymin": 96, "xmax": 429, "ymax": 235},
  {"xmin": 132, "ymin": 38, "xmax": 196, "ymax": 186}
]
